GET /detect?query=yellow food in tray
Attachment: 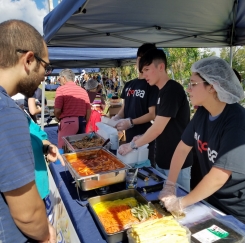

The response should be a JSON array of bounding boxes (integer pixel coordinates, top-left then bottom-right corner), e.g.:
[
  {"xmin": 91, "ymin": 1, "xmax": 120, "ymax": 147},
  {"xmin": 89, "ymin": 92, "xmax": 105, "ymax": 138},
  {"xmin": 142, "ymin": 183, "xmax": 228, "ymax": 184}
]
[
  {"xmin": 127, "ymin": 216, "xmax": 190, "ymax": 243},
  {"xmin": 92, "ymin": 198, "xmax": 158, "ymax": 234}
]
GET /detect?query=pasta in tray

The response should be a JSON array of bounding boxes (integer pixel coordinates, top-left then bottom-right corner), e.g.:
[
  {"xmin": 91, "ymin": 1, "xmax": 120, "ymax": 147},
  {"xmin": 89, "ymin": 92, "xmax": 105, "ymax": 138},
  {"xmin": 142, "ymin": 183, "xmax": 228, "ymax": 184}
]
[
  {"xmin": 71, "ymin": 136, "xmax": 104, "ymax": 149},
  {"xmin": 67, "ymin": 154, "xmax": 125, "ymax": 176}
]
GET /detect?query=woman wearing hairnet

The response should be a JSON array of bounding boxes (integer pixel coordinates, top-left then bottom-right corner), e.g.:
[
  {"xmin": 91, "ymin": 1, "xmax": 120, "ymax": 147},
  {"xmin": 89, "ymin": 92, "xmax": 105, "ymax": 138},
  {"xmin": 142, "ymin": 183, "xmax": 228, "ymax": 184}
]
[{"xmin": 159, "ymin": 56, "xmax": 245, "ymax": 223}]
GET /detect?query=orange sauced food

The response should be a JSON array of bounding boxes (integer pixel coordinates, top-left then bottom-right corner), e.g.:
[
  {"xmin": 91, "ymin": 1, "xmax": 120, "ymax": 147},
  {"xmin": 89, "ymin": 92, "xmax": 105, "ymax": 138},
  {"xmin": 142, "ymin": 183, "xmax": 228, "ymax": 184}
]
[
  {"xmin": 65, "ymin": 154, "xmax": 125, "ymax": 176},
  {"xmin": 92, "ymin": 198, "xmax": 158, "ymax": 234}
]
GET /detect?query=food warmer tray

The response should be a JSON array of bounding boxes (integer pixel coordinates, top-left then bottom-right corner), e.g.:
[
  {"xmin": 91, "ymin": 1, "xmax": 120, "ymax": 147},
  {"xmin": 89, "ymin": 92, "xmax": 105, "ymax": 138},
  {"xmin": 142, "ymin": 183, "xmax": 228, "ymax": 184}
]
[
  {"xmin": 62, "ymin": 148, "xmax": 131, "ymax": 191},
  {"xmin": 62, "ymin": 132, "xmax": 107, "ymax": 153},
  {"xmin": 88, "ymin": 189, "xmax": 156, "ymax": 243}
]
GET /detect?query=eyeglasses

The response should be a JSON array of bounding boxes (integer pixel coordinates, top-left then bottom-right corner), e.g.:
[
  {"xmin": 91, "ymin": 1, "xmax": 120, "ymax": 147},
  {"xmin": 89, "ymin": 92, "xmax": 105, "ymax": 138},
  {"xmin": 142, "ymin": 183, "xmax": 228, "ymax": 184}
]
[
  {"xmin": 16, "ymin": 49, "xmax": 53, "ymax": 76},
  {"xmin": 187, "ymin": 81, "xmax": 207, "ymax": 90}
]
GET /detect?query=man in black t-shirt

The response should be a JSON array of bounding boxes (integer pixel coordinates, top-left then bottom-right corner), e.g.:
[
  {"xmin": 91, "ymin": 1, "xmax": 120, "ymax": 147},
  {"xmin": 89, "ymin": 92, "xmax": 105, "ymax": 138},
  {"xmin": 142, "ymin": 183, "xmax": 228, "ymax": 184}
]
[
  {"xmin": 118, "ymin": 49, "xmax": 193, "ymax": 191},
  {"xmin": 113, "ymin": 43, "xmax": 159, "ymax": 166}
]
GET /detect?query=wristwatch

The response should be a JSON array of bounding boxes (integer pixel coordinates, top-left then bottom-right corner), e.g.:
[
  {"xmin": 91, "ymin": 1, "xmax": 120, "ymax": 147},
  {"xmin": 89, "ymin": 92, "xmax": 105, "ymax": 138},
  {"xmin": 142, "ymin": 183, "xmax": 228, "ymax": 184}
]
[
  {"xmin": 130, "ymin": 141, "xmax": 138, "ymax": 150},
  {"xmin": 129, "ymin": 118, "xmax": 134, "ymax": 128}
]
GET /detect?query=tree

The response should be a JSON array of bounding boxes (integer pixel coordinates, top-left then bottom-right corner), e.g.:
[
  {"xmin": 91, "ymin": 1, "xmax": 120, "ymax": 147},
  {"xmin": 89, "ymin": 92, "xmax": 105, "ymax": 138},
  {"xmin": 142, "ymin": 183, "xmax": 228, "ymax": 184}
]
[
  {"xmin": 165, "ymin": 48, "xmax": 215, "ymax": 85},
  {"xmin": 220, "ymin": 46, "xmax": 245, "ymax": 82},
  {"xmin": 101, "ymin": 65, "xmax": 138, "ymax": 84},
  {"xmin": 101, "ymin": 47, "xmax": 216, "ymax": 87}
]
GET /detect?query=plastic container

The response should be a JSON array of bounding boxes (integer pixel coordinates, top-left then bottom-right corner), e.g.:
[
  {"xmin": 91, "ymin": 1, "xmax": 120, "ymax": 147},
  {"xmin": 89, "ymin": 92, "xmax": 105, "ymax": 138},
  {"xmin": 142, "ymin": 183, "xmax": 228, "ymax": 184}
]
[
  {"xmin": 110, "ymin": 133, "xmax": 119, "ymax": 150},
  {"xmin": 137, "ymin": 144, "xmax": 149, "ymax": 163},
  {"xmin": 117, "ymin": 149, "xmax": 139, "ymax": 166},
  {"xmin": 96, "ymin": 122, "xmax": 118, "ymax": 139},
  {"xmin": 127, "ymin": 221, "xmax": 191, "ymax": 243},
  {"xmin": 190, "ymin": 218, "xmax": 245, "ymax": 243},
  {"xmin": 125, "ymin": 171, "xmax": 138, "ymax": 189},
  {"xmin": 116, "ymin": 144, "xmax": 149, "ymax": 167}
]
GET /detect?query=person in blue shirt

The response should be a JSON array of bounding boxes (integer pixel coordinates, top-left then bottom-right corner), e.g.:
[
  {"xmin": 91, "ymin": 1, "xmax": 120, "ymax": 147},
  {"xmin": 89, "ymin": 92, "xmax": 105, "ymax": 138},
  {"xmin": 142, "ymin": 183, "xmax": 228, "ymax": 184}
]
[{"xmin": 0, "ymin": 19, "xmax": 55, "ymax": 243}]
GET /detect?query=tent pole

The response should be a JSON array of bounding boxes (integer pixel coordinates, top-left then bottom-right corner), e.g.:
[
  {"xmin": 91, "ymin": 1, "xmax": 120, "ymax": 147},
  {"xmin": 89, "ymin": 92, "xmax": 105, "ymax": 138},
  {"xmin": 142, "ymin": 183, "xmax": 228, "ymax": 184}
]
[
  {"xmin": 41, "ymin": 81, "xmax": 45, "ymax": 129},
  {"xmin": 229, "ymin": 0, "xmax": 238, "ymax": 67},
  {"xmin": 229, "ymin": 47, "xmax": 233, "ymax": 67},
  {"xmin": 117, "ymin": 67, "xmax": 122, "ymax": 87}
]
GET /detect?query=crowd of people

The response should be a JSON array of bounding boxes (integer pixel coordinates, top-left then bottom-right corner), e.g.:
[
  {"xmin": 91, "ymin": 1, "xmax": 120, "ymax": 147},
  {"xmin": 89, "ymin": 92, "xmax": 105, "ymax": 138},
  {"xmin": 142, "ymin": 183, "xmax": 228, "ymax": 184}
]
[{"xmin": 1, "ymin": 18, "xmax": 245, "ymax": 243}]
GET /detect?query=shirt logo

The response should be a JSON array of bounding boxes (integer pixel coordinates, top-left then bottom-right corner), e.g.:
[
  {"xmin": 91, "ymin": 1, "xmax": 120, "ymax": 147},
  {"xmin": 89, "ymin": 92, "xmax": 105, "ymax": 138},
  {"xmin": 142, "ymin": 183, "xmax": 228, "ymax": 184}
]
[
  {"xmin": 126, "ymin": 87, "xmax": 145, "ymax": 98},
  {"xmin": 194, "ymin": 133, "xmax": 218, "ymax": 163}
]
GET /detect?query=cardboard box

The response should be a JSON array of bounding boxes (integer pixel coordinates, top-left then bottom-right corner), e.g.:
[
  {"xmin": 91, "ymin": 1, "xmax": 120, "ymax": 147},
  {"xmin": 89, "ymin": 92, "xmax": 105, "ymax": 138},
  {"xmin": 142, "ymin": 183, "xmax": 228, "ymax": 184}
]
[{"xmin": 109, "ymin": 105, "xmax": 122, "ymax": 117}]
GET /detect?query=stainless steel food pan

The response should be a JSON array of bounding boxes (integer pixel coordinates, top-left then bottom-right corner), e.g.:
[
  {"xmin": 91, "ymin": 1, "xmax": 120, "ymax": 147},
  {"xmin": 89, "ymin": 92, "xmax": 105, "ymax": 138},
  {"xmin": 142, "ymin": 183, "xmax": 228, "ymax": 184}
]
[
  {"xmin": 88, "ymin": 189, "xmax": 151, "ymax": 243},
  {"xmin": 62, "ymin": 133, "xmax": 106, "ymax": 152},
  {"xmin": 62, "ymin": 148, "xmax": 131, "ymax": 191}
]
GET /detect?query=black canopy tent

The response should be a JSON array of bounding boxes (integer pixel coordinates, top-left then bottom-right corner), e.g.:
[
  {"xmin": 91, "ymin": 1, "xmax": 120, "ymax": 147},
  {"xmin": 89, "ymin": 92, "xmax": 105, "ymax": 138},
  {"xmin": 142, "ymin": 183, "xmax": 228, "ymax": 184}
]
[{"xmin": 43, "ymin": 0, "xmax": 245, "ymax": 49}]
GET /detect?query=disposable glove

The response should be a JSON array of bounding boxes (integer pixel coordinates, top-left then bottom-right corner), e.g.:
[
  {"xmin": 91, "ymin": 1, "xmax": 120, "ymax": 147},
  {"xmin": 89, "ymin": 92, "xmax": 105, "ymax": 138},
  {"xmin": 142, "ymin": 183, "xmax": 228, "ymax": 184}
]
[
  {"xmin": 164, "ymin": 196, "xmax": 185, "ymax": 218},
  {"xmin": 111, "ymin": 114, "xmax": 121, "ymax": 121},
  {"xmin": 158, "ymin": 180, "xmax": 176, "ymax": 201},
  {"xmin": 118, "ymin": 143, "xmax": 133, "ymax": 155},
  {"xmin": 116, "ymin": 118, "xmax": 132, "ymax": 131},
  {"xmin": 132, "ymin": 135, "xmax": 142, "ymax": 142}
]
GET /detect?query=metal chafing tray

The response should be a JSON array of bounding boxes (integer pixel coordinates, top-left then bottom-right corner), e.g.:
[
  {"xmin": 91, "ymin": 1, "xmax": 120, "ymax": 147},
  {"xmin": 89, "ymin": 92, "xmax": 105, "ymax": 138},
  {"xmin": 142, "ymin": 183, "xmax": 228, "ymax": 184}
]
[
  {"xmin": 62, "ymin": 148, "xmax": 131, "ymax": 191},
  {"xmin": 62, "ymin": 132, "xmax": 106, "ymax": 153},
  {"xmin": 88, "ymin": 189, "xmax": 155, "ymax": 243}
]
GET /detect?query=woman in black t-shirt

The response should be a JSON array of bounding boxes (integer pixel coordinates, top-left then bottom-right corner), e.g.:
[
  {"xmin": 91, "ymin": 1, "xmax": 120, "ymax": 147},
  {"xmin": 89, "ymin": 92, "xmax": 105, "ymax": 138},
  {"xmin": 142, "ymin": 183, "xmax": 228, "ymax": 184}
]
[{"xmin": 159, "ymin": 56, "xmax": 245, "ymax": 223}]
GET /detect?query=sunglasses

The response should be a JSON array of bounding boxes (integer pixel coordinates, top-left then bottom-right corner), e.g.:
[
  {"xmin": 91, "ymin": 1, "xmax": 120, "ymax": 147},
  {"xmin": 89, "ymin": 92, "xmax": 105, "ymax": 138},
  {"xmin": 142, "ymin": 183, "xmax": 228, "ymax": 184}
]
[{"xmin": 16, "ymin": 49, "xmax": 53, "ymax": 76}]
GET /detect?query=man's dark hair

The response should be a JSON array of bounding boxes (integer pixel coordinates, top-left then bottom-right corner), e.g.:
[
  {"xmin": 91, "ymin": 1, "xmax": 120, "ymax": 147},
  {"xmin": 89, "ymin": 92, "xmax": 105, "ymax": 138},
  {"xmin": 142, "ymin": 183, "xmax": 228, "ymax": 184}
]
[
  {"xmin": 137, "ymin": 43, "xmax": 156, "ymax": 57},
  {"xmin": 139, "ymin": 48, "xmax": 167, "ymax": 72},
  {"xmin": 0, "ymin": 19, "xmax": 44, "ymax": 69}
]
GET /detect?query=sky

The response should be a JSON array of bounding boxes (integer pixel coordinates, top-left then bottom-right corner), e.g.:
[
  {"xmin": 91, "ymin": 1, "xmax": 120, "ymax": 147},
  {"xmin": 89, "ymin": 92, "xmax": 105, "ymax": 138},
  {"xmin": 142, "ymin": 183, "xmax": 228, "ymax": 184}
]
[{"xmin": 0, "ymin": 0, "xmax": 58, "ymax": 34}]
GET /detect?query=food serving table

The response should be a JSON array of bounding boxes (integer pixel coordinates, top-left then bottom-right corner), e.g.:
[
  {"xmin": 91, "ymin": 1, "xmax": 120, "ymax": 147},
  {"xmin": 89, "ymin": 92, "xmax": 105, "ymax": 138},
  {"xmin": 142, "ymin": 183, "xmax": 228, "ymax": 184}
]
[
  {"xmin": 44, "ymin": 124, "xmax": 58, "ymax": 146},
  {"xmin": 49, "ymin": 161, "xmax": 245, "ymax": 243}
]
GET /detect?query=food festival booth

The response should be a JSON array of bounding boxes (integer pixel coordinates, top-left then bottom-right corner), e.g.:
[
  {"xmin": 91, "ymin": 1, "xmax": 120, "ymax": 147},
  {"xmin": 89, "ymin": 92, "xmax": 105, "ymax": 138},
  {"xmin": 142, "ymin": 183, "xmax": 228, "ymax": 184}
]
[{"xmin": 43, "ymin": 0, "xmax": 245, "ymax": 242}]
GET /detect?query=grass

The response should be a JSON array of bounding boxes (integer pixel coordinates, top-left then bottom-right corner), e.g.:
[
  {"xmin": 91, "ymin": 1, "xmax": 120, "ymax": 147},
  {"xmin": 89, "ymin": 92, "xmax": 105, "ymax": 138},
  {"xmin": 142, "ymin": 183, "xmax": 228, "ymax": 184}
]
[
  {"xmin": 45, "ymin": 91, "xmax": 56, "ymax": 101},
  {"xmin": 39, "ymin": 84, "xmax": 56, "ymax": 101}
]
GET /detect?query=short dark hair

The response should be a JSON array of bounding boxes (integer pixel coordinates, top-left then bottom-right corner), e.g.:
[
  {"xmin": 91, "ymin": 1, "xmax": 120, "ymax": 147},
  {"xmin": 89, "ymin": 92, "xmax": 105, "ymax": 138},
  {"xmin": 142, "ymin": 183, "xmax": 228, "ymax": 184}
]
[
  {"xmin": 0, "ymin": 19, "xmax": 44, "ymax": 69},
  {"xmin": 137, "ymin": 43, "xmax": 156, "ymax": 57},
  {"xmin": 139, "ymin": 48, "xmax": 167, "ymax": 72}
]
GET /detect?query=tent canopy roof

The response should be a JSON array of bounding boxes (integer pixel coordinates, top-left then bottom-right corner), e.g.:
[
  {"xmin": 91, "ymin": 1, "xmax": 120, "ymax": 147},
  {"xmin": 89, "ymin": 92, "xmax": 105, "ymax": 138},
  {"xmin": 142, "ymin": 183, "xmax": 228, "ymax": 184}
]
[
  {"xmin": 50, "ymin": 67, "xmax": 100, "ymax": 76},
  {"xmin": 43, "ymin": 0, "xmax": 245, "ymax": 48},
  {"xmin": 48, "ymin": 47, "xmax": 137, "ymax": 68}
]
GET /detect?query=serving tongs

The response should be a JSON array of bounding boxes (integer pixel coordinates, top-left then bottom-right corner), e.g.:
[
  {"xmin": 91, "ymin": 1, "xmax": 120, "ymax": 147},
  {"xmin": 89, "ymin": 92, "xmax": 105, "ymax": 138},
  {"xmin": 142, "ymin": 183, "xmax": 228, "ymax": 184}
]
[
  {"xmin": 87, "ymin": 138, "xmax": 110, "ymax": 159},
  {"xmin": 88, "ymin": 131, "xmax": 95, "ymax": 140}
]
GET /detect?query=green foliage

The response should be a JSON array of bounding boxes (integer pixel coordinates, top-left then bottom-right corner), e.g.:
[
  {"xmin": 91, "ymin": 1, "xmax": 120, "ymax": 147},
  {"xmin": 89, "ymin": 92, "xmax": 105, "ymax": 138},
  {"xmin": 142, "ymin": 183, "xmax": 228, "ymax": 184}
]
[
  {"xmin": 101, "ymin": 66, "xmax": 138, "ymax": 83},
  {"xmin": 44, "ymin": 91, "xmax": 56, "ymax": 101},
  {"xmin": 101, "ymin": 48, "xmax": 216, "ymax": 86},
  {"xmin": 165, "ymin": 48, "xmax": 215, "ymax": 85},
  {"xmin": 220, "ymin": 46, "xmax": 245, "ymax": 82}
]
